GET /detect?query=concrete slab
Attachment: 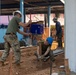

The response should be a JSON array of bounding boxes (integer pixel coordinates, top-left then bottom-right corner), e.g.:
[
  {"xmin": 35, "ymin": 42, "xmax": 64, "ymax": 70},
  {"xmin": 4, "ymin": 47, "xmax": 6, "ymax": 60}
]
[
  {"xmin": 70, "ymin": 71, "xmax": 76, "ymax": 75},
  {"xmin": 53, "ymin": 49, "xmax": 64, "ymax": 56},
  {"xmin": 58, "ymin": 71, "xmax": 76, "ymax": 75}
]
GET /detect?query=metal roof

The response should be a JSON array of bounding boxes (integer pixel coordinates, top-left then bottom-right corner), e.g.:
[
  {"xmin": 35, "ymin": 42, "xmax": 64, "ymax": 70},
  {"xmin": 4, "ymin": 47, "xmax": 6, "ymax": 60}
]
[{"xmin": 0, "ymin": 0, "xmax": 64, "ymax": 15}]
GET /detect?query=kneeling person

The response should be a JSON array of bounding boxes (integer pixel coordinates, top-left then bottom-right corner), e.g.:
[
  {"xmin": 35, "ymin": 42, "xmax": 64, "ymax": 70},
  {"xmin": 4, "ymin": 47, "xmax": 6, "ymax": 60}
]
[{"xmin": 35, "ymin": 37, "xmax": 55, "ymax": 62}]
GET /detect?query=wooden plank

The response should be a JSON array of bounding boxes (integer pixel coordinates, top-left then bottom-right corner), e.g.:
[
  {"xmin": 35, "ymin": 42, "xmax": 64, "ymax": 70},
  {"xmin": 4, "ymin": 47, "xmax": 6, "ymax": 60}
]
[
  {"xmin": 64, "ymin": 59, "xmax": 70, "ymax": 75},
  {"xmin": 9, "ymin": 50, "xmax": 13, "ymax": 75}
]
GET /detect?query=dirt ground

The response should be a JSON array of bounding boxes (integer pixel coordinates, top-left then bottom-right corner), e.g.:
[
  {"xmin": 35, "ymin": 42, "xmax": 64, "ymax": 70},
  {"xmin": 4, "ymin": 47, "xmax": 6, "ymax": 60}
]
[{"xmin": 0, "ymin": 46, "xmax": 64, "ymax": 75}]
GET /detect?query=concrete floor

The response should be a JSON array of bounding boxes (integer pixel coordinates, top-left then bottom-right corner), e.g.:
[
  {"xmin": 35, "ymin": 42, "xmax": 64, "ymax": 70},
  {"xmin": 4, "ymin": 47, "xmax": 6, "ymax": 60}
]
[
  {"xmin": 52, "ymin": 71, "xmax": 76, "ymax": 75},
  {"xmin": 52, "ymin": 49, "xmax": 76, "ymax": 75},
  {"xmin": 59, "ymin": 71, "xmax": 76, "ymax": 75},
  {"xmin": 70, "ymin": 72, "xmax": 76, "ymax": 75}
]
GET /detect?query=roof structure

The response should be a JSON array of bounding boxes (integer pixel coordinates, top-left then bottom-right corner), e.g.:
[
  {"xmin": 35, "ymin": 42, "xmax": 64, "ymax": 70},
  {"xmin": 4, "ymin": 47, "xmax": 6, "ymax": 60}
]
[{"xmin": 0, "ymin": 0, "xmax": 64, "ymax": 15}]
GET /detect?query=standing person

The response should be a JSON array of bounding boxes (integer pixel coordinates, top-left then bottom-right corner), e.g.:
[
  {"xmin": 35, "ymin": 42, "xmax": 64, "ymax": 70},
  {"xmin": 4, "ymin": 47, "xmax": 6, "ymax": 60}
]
[
  {"xmin": 53, "ymin": 17, "xmax": 62, "ymax": 49},
  {"xmin": 34, "ymin": 37, "xmax": 55, "ymax": 62},
  {"xmin": 0, "ymin": 10, "xmax": 32, "ymax": 66}
]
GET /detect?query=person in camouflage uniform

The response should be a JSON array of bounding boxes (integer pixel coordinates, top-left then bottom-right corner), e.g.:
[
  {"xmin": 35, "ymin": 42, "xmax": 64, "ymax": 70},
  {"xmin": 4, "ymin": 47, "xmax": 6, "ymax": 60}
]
[{"xmin": 0, "ymin": 10, "xmax": 32, "ymax": 66}]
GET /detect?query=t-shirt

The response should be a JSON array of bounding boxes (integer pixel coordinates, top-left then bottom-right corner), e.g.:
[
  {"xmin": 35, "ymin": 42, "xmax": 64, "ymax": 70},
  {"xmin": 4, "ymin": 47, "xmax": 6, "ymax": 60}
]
[
  {"xmin": 38, "ymin": 41, "xmax": 51, "ymax": 56},
  {"xmin": 6, "ymin": 16, "xmax": 21, "ymax": 34}
]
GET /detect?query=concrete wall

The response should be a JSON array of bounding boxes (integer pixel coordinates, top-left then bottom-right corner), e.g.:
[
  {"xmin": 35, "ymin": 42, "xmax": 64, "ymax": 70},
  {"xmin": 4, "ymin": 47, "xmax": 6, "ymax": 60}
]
[
  {"xmin": 0, "ymin": 29, "xmax": 6, "ymax": 42},
  {"xmin": 0, "ymin": 29, "xmax": 22, "ymax": 43},
  {"xmin": 65, "ymin": 0, "xmax": 76, "ymax": 72}
]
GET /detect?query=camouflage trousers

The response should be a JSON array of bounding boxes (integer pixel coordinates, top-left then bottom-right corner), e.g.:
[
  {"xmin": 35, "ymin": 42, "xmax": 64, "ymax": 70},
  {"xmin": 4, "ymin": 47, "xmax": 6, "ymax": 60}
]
[{"xmin": 0, "ymin": 34, "xmax": 21, "ymax": 64}]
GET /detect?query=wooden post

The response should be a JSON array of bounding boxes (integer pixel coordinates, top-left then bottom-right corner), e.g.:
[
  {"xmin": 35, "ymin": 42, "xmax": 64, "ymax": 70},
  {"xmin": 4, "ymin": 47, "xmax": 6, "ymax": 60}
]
[
  {"xmin": 64, "ymin": 59, "xmax": 70, "ymax": 75},
  {"xmin": 30, "ymin": 13, "xmax": 31, "ymax": 20},
  {"xmin": 42, "ymin": 27, "xmax": 49, "ymax": 40},
  {"xmin": 9, "ymin": 50, "xmax": 13, "ymax": 75},
  {"xmin": 38, "ymin": 41, "xmax": 43, "ymax": 67},
  {"xmin": 39, "ymin": 42, "xmax": 42, "ymax": 56},
  {"xmin": 50, "ymin": 61, "xmax": 52, "ymax": 75}
]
